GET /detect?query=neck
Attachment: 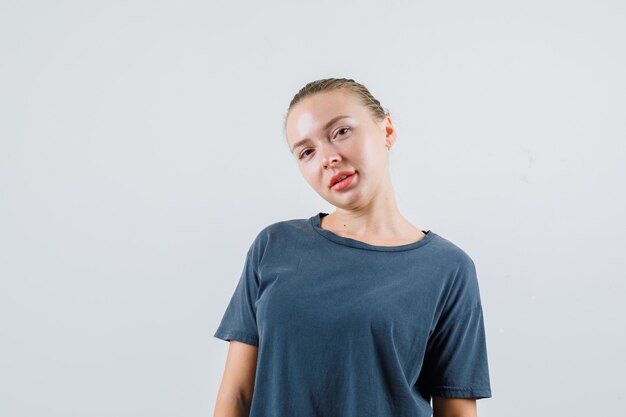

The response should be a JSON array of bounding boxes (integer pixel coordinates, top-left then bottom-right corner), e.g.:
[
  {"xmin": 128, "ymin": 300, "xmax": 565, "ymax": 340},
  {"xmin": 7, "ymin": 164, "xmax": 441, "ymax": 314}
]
[{"xmin": 323, "ymin": 183, "xmax": 421, "ymax": 240}]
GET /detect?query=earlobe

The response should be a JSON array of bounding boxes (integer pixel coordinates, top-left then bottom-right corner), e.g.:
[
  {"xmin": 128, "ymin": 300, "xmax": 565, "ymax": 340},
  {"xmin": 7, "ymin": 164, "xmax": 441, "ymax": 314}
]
[
  {"xmin": 385, "ymin": 129, "xmax": 397, "ymax": 150},
  {"xmin": 381, "ymin": 116, "xmax": 396, "ymax": 150}
]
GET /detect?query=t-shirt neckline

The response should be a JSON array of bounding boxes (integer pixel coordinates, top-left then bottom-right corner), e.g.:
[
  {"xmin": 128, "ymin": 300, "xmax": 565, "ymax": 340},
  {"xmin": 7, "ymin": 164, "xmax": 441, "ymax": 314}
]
[{"xmin": 309, "ymin": 212, "xmax": 435, "ymax": 252}]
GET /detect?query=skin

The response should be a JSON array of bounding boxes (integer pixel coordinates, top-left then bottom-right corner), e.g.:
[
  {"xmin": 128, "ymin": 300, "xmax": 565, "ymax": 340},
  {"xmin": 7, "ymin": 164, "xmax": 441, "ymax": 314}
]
[
  {"xmin": 214, "ymin": 88, "xmax": 479, "ymax": 417},
  {"xmin": 284, "ymin": 88, "xmax": 426, "ymax": 246},
  {"xmin": 213, "ymin": 341, "xmax": 257, "ymax": 417}
]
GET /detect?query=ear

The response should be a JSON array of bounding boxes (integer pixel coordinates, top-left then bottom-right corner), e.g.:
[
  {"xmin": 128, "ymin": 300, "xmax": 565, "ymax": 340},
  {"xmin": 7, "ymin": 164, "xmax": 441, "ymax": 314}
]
[{"xmin": 383, "ymin": 115, "xmax": 397, "ymax": 149}]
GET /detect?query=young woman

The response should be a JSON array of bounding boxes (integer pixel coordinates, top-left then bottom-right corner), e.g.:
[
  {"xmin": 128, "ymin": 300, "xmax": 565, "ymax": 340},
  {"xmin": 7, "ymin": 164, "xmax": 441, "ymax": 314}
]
[{"xmin": 213, "ymin": 78, "xmax": 492, "ymax": 417}]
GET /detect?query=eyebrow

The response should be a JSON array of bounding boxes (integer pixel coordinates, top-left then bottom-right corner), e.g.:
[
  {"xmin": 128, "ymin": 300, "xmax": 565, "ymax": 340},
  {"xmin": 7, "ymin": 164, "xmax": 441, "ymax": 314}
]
[{"xmin": 290, "ymin": 115, "xmax": 351, "ymax": 154}]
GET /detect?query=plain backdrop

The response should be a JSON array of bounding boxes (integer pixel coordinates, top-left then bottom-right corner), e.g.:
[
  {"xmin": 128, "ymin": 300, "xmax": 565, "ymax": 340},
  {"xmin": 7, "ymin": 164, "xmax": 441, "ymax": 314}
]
[{"xmin": 1, "ymin": 1, "xmax": 625, "ymax": 416}]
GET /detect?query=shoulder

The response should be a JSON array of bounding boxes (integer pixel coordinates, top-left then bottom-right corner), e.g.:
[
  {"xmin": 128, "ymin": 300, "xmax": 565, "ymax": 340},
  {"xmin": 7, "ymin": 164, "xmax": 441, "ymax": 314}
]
[
  {"xmin": 253, "ymin": 217, "xmax": 310, "ymax": 244},
  {"xmin": 262, "ymin": 217, "xmax": 310, "ymax": 236},
  {"xmin": 428, "ymin": 232, "xmax": 477, "ymax": 273},
  {"xmin": 426, "ymin": 233, "xmax": 482, "ymax": 308},
  {"xmin": 247, "ymin": 216, "xmax": 312, "ymax": 261},
  {"xmin": 426, "ymin": 234, "xmax": 485, "ymax": 330}
]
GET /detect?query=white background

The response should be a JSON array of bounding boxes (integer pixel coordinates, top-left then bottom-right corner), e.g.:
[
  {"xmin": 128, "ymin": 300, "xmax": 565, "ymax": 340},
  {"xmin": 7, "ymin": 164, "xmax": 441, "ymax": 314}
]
[{"xmin": 1, "ymin": 1, "xmax": 625, "ymax": 416}]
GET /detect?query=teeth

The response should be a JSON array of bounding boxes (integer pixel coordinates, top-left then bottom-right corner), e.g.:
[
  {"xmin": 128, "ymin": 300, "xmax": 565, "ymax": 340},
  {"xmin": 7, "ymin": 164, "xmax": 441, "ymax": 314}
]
[{"xmin": 336, "ymin": 175, "xmax": 347, "ymax": 184}]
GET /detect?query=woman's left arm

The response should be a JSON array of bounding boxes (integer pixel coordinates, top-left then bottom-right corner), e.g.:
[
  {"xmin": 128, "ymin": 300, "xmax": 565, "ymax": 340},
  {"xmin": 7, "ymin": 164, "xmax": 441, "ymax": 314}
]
[{"xmin": 432, "ymin": 397, "xmax": 478, "ymax": 417}]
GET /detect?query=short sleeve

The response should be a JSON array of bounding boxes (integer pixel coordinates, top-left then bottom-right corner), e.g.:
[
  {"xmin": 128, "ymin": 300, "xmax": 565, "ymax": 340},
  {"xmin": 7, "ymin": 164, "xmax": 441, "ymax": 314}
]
[
  {"xmin": 213, "ymin": 237, "xmax": 262, "ymax": 347},
  {"xmin": 420, "ymin": 255, "xmax": 492, "ymax": 399}
]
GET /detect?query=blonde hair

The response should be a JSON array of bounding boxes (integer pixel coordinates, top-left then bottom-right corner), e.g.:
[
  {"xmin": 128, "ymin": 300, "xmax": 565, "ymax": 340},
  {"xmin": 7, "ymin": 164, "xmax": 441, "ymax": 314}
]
[{"xmin": 283, "ymin": 78, "xmax": 390, "ymax": 138}]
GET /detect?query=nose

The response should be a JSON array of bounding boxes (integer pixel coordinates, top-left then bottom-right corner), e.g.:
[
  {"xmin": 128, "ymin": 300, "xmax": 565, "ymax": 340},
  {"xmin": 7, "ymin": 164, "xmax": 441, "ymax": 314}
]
[{"xmin": 320, "ymin": 145, "xmax": 341, "ymax": 168}]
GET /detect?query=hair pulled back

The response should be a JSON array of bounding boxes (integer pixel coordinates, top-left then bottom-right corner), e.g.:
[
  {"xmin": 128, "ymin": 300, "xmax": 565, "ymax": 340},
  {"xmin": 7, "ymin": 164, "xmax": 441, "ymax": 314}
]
[{"xmin": 283, "ymin": 78, "xmax": 390, "ymax": 137}]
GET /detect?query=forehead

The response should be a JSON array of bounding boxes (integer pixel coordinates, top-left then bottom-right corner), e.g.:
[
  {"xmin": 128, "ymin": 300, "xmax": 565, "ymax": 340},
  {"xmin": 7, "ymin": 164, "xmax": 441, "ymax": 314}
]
[{"xmin": 285, "ymin": 90, "xmax": 367, "ymax": 143}]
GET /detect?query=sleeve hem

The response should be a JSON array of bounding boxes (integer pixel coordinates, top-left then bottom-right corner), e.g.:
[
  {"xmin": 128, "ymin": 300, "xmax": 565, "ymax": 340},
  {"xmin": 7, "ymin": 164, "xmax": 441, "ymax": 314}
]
[
  {"xmin": 430, "ymin": 385, "xmax": 492, "ymax": 399},
  {"xmin": 213, "ymin": 326, "xmax": 259, "ymax": 347}
]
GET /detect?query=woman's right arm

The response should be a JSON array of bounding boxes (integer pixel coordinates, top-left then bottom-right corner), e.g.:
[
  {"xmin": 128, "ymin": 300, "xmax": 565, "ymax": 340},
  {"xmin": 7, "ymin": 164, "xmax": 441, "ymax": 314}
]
[{"xmin": 213, "ymin": 340, "xmax": 258, "ymax": 417}]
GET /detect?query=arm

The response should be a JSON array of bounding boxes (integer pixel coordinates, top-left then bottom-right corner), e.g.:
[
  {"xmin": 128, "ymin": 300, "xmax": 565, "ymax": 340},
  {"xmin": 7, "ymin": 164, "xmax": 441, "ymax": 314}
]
[
  {"xmin": 432, "ymin": 397, "xmax": 478, "ymax": 417},
  {"xmin": 213, "ymin": 340, "xmax": 258, "ymax": 417}
]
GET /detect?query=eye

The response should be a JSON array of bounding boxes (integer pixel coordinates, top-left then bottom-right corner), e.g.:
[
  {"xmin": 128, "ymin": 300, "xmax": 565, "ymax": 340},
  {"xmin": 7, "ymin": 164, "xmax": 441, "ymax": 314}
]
[
  {"xmin": 334, "ymin": 127, "xmax": 351, "ymax": 139},
  {"xmin": 297, "ymin": 128, "xmax": 351, "ymax": 160},
  {"xmin": 298, "ymin": 149, "xmax": 313, "ymax": 159}
]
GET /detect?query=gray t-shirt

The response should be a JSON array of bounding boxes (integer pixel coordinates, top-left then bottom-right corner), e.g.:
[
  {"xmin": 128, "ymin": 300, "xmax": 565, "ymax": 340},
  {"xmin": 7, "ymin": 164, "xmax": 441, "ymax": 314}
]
[{"xmin": 214, "ymin": 212, "xmax": 492, "ymax": 416}]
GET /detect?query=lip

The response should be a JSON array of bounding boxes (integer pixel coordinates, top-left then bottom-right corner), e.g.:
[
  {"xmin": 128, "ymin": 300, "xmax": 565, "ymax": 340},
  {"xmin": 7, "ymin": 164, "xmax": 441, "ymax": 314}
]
[
  {"xmin": 329, "ymin": 171, "xmax": 356, "ymax": 188},
  {"xmin": 331, "ymin": 172, "xmax": 356, "ymax": 191}
]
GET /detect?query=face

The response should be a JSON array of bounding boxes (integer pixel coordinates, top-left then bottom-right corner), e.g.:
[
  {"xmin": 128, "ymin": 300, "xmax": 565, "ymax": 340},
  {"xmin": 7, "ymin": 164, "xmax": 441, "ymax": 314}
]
[{"xmin": 285, "ymin": 89, "xmax": 397, "ymax": 210}]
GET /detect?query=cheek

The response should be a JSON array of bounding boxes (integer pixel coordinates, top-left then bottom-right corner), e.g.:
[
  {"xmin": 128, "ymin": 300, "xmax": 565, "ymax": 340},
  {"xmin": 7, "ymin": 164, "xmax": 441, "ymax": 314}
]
[
  {"xmin": 356, "ymin": 139, "xmax": 379, "ymax": 164},
  {"xmin": 300, "ymin": 166, "xmax": 321, "ymax": 186}
]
